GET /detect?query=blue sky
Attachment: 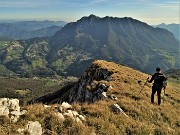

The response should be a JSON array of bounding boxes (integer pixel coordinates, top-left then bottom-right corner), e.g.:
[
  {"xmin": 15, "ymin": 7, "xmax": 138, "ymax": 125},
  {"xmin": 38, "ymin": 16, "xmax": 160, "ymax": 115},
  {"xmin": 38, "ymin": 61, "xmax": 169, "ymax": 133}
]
[{"xmin": 0, "ymin": 0, "xmax": 179, "ymax": 24}]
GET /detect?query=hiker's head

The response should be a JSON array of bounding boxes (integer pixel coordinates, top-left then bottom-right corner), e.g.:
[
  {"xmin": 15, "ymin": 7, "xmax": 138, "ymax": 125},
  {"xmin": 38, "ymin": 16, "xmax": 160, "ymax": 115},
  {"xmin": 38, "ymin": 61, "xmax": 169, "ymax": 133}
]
[{"xmin": 156, "ymin": 67, "xmax": 161, "ymax": 73}]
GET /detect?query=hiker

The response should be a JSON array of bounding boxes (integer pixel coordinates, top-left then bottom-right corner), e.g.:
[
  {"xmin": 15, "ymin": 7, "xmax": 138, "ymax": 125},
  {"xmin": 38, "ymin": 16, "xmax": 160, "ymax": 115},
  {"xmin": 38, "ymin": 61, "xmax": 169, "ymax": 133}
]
[{"xmin": 148, "ymin": 67, "xmax": 166, "ymax": 105}]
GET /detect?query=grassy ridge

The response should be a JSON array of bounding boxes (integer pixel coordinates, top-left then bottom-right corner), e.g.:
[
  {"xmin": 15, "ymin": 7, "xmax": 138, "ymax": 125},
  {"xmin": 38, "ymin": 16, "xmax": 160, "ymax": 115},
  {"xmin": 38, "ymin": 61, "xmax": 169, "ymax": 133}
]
[{"xmin": 0, "ymin": 60, "xmax": 179, "ymax": 134}]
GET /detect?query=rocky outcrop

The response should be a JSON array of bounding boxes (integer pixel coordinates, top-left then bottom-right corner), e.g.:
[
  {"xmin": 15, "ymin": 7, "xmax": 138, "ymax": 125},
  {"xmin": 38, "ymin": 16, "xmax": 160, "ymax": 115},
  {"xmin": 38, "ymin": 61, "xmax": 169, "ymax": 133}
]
[
  {"xmin": 0, "ymin": 98, "xmax": 26, "ymax": 123},
  {"xmin": 59, "ymin": 61, "xmax": 114, "ymax": 103},
  {"xmin": 53, "ymin": 102, "xmax": 86, "ymax": 124},
  {"xmin": 30, "ymin": 60, "xmax": 114, "ymax": 104},
  {"xmin": 17, "ymin": 102, "xmax": 86, "ymax": 134}
]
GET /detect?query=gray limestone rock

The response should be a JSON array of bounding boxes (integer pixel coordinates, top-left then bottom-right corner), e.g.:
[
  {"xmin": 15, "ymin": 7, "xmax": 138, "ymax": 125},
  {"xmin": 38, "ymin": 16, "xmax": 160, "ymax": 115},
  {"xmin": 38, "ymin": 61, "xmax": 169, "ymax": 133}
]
[
  {"xmin": 0, "ymin": 98, "xmax": 26, "ymax": 123},
  {"xmin": 110, "ymin": 94, "xmax": 118, "ymax": 101},
  {"xmin": 111, "ymin": 104, "xmax": 128, "ymax": 117},
  {"xmin": 61, "ymin": 102, "xmax": 72, "ymax": 110},
  {"xmin": 18, "ymin": 121, "xmax": 42, "ymax": 135}
]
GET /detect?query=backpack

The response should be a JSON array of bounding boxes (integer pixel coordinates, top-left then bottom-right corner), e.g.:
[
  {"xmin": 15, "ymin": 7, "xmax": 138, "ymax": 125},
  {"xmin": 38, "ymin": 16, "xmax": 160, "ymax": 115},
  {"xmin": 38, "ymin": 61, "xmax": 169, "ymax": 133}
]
[{"xmin": 154, "ymin": 74, "xmax": 167, "ymax": 88}]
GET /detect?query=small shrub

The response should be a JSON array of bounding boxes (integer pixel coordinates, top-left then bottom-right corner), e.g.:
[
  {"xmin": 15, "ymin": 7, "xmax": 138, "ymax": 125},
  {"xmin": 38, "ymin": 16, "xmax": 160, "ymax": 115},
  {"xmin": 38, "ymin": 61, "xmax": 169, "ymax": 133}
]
[{"xmin": 63, "ymin": 117, "xmax": 74, "ymax": 128}]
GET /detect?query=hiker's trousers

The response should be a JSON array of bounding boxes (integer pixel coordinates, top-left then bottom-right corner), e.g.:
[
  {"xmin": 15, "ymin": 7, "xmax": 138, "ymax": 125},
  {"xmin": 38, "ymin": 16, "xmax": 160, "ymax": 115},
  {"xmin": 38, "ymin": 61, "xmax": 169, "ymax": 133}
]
[{"xmin": 151, "ymin": 86, "xmax": 162, "ymax": 105}]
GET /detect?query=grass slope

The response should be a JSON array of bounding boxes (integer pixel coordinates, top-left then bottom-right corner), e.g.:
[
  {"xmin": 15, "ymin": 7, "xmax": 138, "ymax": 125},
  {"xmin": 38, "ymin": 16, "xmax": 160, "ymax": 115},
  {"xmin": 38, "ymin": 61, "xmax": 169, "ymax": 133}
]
[{"xmin": 0, "ymin": 60, "xmax": 179, "ymax": 134}]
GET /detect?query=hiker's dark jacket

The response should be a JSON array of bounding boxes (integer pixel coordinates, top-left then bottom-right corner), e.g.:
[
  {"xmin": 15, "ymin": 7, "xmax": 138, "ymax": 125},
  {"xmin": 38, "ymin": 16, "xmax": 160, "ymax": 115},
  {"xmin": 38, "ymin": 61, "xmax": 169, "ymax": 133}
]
[
  {"xmin": 149, "ymin": 72, "xmax": 166, "ymax": 105},
  {"xmin": 149, "ymin": 73, "xmax": 162, "ymax": 83},
  {"xmin": 148, "ymin": 73, "xmax": 165, "ymax": 88}
]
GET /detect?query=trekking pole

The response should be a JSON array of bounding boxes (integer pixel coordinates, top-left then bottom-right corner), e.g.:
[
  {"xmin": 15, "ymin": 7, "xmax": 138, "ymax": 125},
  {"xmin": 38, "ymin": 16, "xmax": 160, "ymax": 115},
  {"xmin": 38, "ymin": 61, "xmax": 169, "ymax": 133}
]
[
  {"xmin": 162, "ymin": 88, "xmax": 166, "ymax": 102},
  {"xmin": 139, "ymin": 77, "xmax": 149, "ymax": 93}
]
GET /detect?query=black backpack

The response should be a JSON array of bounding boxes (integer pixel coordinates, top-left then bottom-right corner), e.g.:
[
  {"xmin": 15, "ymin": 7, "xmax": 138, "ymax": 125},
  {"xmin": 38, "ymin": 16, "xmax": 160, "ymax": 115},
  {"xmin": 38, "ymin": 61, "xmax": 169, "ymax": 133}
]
[{"xmin": 154, "ymin": 74, "xmax": 167, "ymax": 88}]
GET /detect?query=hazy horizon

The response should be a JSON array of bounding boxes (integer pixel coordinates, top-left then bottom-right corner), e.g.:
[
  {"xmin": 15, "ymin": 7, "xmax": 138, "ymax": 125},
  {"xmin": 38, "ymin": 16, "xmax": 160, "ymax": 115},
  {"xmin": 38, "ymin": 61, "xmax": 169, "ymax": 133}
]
[
  {"xmin": 0, "ymin": 15, "xmax": 179, "ymax": 26},
  {"xmin": 0, "ymin": 0, "xmax": 179, "ymax": 25}
]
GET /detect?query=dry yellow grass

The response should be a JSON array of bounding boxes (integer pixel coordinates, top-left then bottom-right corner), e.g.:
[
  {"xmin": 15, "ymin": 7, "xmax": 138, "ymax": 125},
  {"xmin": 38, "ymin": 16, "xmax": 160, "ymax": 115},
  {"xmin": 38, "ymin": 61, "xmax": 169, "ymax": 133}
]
[
  {"xmin": 0, "ymin": 60, "xmax": 179, "ymax": 135},
  {"xmin": 73, "ymin": 60, "xmax": 180, "ymax": 134}
]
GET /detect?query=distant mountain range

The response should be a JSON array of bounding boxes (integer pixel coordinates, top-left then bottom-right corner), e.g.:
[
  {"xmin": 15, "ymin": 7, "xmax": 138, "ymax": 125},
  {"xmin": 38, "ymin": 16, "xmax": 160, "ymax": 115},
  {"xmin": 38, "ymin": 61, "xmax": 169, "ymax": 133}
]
[
  {"xmin": 0, "ymin": 20, "xmax": 67, "ymax": 39},
  {"xmin": 154, "ymin": 23, "xmax": 180, "ymax": 41},
  {"xmin": 0, "ymin": 15, "xmax": 179, "ymax": 77}
]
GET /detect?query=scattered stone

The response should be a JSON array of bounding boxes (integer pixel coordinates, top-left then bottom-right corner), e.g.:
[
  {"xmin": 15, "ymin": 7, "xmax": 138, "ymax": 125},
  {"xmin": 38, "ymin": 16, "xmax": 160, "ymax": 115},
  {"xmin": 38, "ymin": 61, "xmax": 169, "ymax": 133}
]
[
  {"xmin": 10, "ymin": 115, "xmax": 19, "ymax": 123},
  {"xmin": 79, "ymin": 115, "xmax": 86, "ymax": 121},
  {"xmin": 10, "ymin": 111, "xmax": 22, "ymax": 116},
  {"xmin": 72, "ymin": 110, "xmax": 79, "ymax": 117},
  {"xmin": 75, "ymin": 117, "xmax": 82, "ymax": 124},
  {"xmin": 98, "ymin": 83, "xmax": 110, "ymax": 92},
  {"xmin": 55, "ymin": 112, "xmax": 65, "ymax": 121},
  {"xmin": 111, "ymin": 104, "xmax": 123, "ymax": 113},
  {"xmin": 53, "ymin": 102, "xmax": 86, "ymax": 124},
  {"xmin": 0, "ymin": 98, "xmax": 19, "ymax": 117},
  {"xmin": 0, "ymin": 98, "xmax": 26, "ymax": 123},
  {"xmin": 9, "ymin": 99, "xmax": 20, "ymax": 111},
  {"xmin": 61, "ymin": 102, "xmax": 72, "ymax": 110},
  {"xmin": 111, "ymin": 104, "xmax": 128, "ymax": 117},
  {"xmin": 18, "ymin": 121, "xmax": 42, "ymax": 135},
  {"xmin": 59, "ymin": 106, "xmax": 63, "ymax": 112},
  {"xmin": 110, "ymin": 94, "xmax": 118, "ymax": 101},
  {"xmin": 44, "ymin": 105, "xmax": 51, "ymax": 108},
  {"xmin": 20, "ymin": 110, "xmax": 27, "ymax": 115},
  {"xmin": 64, "ymin": 110, "xmax": 74, "ymax": 119},
  {"xmin": 101, "ymin": 92, "xmax": 107, "ymax": 98}
]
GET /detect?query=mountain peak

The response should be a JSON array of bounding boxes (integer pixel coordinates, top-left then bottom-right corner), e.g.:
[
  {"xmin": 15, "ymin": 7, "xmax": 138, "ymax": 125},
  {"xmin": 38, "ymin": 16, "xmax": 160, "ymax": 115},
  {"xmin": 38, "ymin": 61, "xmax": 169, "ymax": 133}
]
[
  {"xmin": 89, "ymin": 14, "xmax": 98, "ymax": 18},
  {"xmin": 80, "ymin": 15, "xmax": 136, "ymax": 21},
  {"xmin": 75, "ymin": 15, "xmax": 149, "ymax": 28},
  {"xmin": 1, "ymin": 15, "xmax": 179, "ymax": 78},
  {"xmin": 78, "ymin": 14, "xmax": 100, "ymax": 22},
  {"xmin": 50, "ymin": 15, "xmax": 179, "ymax": 77}
]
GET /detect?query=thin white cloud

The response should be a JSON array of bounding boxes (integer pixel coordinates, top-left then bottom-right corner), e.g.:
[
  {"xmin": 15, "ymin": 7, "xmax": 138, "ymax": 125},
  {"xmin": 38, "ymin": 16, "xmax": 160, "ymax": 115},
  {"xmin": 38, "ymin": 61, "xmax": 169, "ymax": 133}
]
[
  {"xmin": 115, "ymin": 0, "xmax": 179, "ymax": 8},
  {"xmin": 0, "ymin": 0, "xmax": 66, "ymax": 8},
  {"xmin": 166, "ymin": 1, "xmax": 179, "ymax": 4},
  {"xmin": 0, "ymin": 1, "xmax": 40, "ymax": 8},
  {"xmin": 141, "ymin": 0, "xmax": 149, "ymax": 1},
  {"xmin": 156, "ymin": 4, "xmax": 179, "ymax": 8},
  {"xmin": 93, "ymin": 0, "xmax": 109, "ymax": 3},
  {"xmin": 154, "ymin": 1, "xmax": 179, "ymax": 9},
  {"xmin": 0, "ymin": 0, "xmax": 93, "ymax": 9}
]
